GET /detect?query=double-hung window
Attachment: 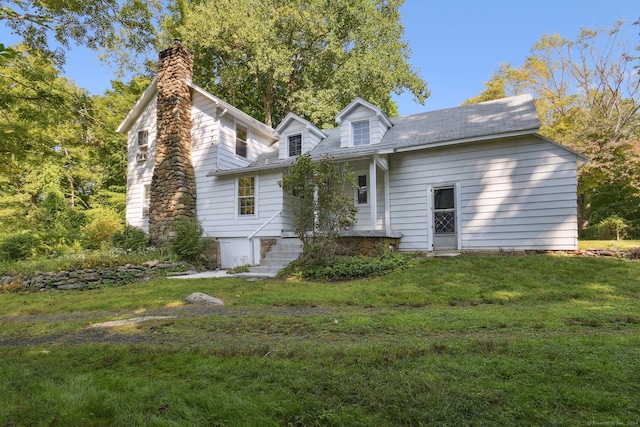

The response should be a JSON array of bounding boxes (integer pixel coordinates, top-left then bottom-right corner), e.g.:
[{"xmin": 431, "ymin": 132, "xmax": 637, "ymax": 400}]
[
  {"xmin": 236, "ymin": 123, "xmax": 248, "ymax": 157},
  {"xmin": 136, "ymin": 130, "xmax": 149, "ymax": 162},
  {"xmin": 352, "ymin": 120, "xmax": 370, "ymax": 146},
  {"xmin": 238, "ymin": 176, "xmax": 255, "ymax": 216},
  {"xmin": 288, "ymin": 133, "xmax": 302, "ymax": 157}
]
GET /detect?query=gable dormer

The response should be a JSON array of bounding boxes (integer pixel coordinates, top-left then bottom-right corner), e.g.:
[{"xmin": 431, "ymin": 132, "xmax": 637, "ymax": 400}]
[
  {"xmin": 274, "ymin": 112, "xmax": 327, "ymax": 160},
  {"xmin": 336, "ymin": 98, "xmax": 392, "ymax": 148}
]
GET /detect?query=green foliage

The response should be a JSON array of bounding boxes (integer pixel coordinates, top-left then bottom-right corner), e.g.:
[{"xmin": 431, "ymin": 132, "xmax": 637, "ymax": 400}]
[
  {"xmin": 283, "ymin": 253, "xmax": 413, "ymax": 282},
  {"xmin": 81, "ymin": 208, "xmax": 123, "ymax": 250},
  {"xmin": 170, "ymin": 217, "xmax": 207, "ymax": 263},
  {"xmin": 1, "ymin": 0, "xmax": 161, "ymax": 70},
  {"xmin": 280, "ymin": 154, "xmax": 358, "ymax": 261},
  {"xmin": 597, "ymin": 215, "xmax": 630, "ymax": 240},
  {"xmin": 227, "ymin": 264, "xmax": 251, "ymax": 274},
  {"xmin": 169, "ymin": 0, "xmax": 428, "ymax": 126},
  {"xmin": 111, "ymin": 225, "xmax": 149, "ymax": 252},
  {"xmin": 0, "ymin": 232, "xmax": 43, "ymax": 261}
]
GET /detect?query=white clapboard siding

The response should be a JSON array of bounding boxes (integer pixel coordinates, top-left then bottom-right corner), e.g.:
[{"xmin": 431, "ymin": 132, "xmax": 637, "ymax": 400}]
[
  {"xmin": 389, "ymin": 136, "xmax": 580, "ymax": 251},
  {"xmin": 125, "ymin": 97, "xmax": 157, "ymax": 231},
  {"xmin": 199, "ymin": 170, "xmax": 285, "ymax": 239}
]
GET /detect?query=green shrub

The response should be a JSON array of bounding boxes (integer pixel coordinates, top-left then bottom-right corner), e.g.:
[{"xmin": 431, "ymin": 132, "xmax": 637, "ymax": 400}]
[
  {"xmin": 170, "ymin": 217, "xmax": 207, "ymax": 263},
  {"xmin": 283, "ymin": 253, "xmax": 414, "ymax": 282},
  {"xmin": 112, "ymin": 225, "xmax": 149, "ymax": 252},
  {"xmin": 81, "ymin": 208, "xmax": 123, "ymax": 250},
  {"xmin": 597, "ymin": 215, "xmax": 629, "ymax": 240},
  {"xmin": 0, "ymin": 232, "xmax": 43, "ymax": 261}
]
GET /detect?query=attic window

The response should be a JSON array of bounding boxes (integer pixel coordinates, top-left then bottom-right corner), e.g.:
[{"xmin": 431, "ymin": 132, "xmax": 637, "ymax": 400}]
[
  {"xmin": 352, "ymin": 120, "xmax": 370, "ymax": 146},
  {"xmin": 288, "ymin": 133, "xmax": 302, "ymax": 157},
  {"xmin": 235, "ymin": 123, "xmax": 248, "ymax": 157},
  {"xmin": 136, "ymin": 130, "xmax": 149, "ymax": 161}
]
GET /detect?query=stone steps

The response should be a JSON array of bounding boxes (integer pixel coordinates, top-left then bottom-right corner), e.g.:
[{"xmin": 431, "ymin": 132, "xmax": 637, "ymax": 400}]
[{"xmin": 247, "ymin": 238, "xmax": 303, "ymax": 278}]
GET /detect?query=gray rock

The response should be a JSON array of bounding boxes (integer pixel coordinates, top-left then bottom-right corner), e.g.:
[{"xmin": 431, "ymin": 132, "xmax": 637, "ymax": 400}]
[{"xmin": 185, "ymin": 292, "xmax": 224, "ymax": 306}]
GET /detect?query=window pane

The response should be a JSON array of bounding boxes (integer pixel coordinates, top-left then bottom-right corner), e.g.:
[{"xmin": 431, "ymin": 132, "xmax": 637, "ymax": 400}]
[
  {"xmin": 357, "ymin": 174, "xmax": 368, "ymax": 204},
  {"xmin": 352, "ymin": 121, "xmax": 370, "ymax": 146},
  {"xmin": 434, "ymin": 188, "xmax": 454, "ymax": 210},
  {"xmin": 288, "ymin": 134, "xmax": 302, "ymax": 157},
  {"xmin": 236, "ymin": 124, "xmax": 248, "ymax": 157},
  {"xmin": 238, "ymin": 176, "xmax": 255, "ymax": 215},
  {"xmin": 137, "ymin": 130, "xmax": 148, "ymax": 147}
]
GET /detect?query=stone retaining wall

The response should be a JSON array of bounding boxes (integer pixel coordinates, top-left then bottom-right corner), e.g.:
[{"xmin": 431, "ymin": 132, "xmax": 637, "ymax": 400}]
[{"xmin": 1, "ymin": 262, "xmax": 190, "ymax": 292}]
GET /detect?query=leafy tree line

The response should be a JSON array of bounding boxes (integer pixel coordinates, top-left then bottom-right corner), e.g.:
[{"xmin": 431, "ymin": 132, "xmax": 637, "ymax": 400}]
[
  {"xmin": 465, "ymin": 20, "xmax": 640, "ymax": 239},
  {"xmin": 1, "ymin": 0, "xmax": 427, "ymax": 261}
]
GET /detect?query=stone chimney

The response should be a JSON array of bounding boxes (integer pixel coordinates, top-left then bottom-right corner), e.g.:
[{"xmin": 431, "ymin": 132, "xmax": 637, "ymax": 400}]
[{"xmin": 149, "ymin": 40, "xmax": 197, "ymax": 244}]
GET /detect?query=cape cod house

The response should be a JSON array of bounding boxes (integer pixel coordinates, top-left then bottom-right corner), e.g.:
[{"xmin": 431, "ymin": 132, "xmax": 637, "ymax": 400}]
[{"xmin": 118, "ymin": 42, "xmax": 588, "ymax": 269}]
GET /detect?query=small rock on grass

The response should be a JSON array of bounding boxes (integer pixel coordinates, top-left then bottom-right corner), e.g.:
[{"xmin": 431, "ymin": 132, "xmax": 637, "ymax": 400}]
[{"xmin": 185, "ymin": 292, "xmax": 224, "ymax": 306}]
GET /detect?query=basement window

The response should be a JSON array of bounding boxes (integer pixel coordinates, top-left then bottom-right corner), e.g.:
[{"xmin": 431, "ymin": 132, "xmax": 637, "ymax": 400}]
[
  {"xmin": 136, "ymin": 130, "xmax": 149, "ymax": 162},
  {"xmin": 236, "ymin": 123, "xmax": 248, "ymax": 158}
]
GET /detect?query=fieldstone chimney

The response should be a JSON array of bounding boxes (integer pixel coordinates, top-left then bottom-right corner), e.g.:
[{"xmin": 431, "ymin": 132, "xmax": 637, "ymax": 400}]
[{"xmin": 149, "ymin": 40, "xmax": 197, "ymax": 244}]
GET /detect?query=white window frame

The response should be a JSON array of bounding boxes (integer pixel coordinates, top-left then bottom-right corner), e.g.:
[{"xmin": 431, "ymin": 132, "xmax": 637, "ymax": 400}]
[
  {"xmin": 136, "ymin": 130, "xmax": 149, "ymax": 162},
  {"xmin": 235, "ymin": 122, "xmax": 249, "ymax": 158},
  {"xmin": 142, "ymin": 184, "xmax": 151, "ymax": 218},
  {"xmin": 355, "ymin": 172, "xmax": 369, "ymax": 205},
  {"xmin": 287, "ymin": 133, "xmax": 303, "ymax": 157},
  {"xmin": 351, "ymin": 119, "xmax": 371, "ymax": 146},
  {"xmin": 237, "ymin": 175, "xmax": 258, "ymax": 217}
]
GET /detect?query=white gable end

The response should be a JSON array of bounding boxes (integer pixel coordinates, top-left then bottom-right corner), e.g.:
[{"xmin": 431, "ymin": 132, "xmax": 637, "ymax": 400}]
[
  {"xmin": 275, "ymin": 112, "xmax": 327, "ymax": 159},
  {"xmin": 336, "ymin": 98, "xmax": 392, "ymax": 148}
]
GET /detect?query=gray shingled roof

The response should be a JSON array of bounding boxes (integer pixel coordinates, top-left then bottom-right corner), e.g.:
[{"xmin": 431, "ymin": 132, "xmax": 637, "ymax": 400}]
[
  {"xmin": 210, "ymin": 94, "xmax": 541, "ymax": 176},
  {"xmin": 311, "ymin": 94, "xmax": 540, "ymax": 159}
]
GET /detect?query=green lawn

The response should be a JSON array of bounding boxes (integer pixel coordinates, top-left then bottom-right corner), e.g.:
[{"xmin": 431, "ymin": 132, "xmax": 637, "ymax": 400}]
[
  {"xmin": 579, "ymin": 239, "xmax": 640, "ymax": 250},
  {"xmin": 1, "ymin": 255, "xmax": 639, "ymax": 426}
]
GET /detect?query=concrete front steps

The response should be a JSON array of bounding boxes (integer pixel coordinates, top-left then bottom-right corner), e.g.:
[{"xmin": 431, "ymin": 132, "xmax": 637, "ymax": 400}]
[{"xmin": 245, "ymin": 238, "xmax": 303, "ymax": 278}]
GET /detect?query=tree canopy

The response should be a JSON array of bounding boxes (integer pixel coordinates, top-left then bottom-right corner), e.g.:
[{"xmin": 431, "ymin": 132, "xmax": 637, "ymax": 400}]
[
  {"xmin": 1, "ymin": 0, "xmax": 162, "ymax": 71},
  {"xmin": 165, "ymin": 0, "xmax": 428, "ymax": 127},
  {"xmin": 464, "ymin": 20, "xmax": 640, "ymax": 235}
]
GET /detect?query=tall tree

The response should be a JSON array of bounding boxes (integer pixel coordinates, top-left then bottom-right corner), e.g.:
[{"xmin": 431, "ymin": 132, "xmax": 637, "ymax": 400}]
[
  {"xmin": 1, "ymin": 0, "xmax": 162, "ymax": 71},
  {"xmin": 165, "ymin": 0, "xmax": 428, "ymax": 127},
  {"xmin": 464, "ymin": 21, "xmax": 640, "ymax": 232}
]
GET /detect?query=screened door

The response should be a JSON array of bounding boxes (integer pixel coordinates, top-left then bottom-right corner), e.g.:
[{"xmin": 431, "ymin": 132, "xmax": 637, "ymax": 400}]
[{"xmin": 433, "ymin": 186, "xmax": 457, "ymax": 250}]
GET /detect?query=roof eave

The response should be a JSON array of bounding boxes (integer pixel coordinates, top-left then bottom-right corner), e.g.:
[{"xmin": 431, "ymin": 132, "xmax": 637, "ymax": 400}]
[{"xmin": 116, "ymin": 77, "xmax": 158, "ymax": 134}]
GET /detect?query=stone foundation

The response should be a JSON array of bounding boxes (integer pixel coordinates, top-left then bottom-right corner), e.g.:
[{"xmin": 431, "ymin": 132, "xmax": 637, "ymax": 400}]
[
  {"xmin": 337, "ymin": 236, "xmax": 401, "ymax": 257},
  {"xmin": 260, "ymin": 239, "xmax": 277, "ymax": 259}
]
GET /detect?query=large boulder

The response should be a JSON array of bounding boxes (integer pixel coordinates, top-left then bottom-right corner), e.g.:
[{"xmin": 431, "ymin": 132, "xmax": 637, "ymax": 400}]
[{"xmin": 185, "ymin": 292, "xmax": 224, "ymax": 306}]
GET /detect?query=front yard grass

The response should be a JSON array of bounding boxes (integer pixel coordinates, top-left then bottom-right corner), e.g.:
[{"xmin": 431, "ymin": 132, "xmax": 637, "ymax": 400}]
[{"xmin": 1, "ymin": 254, "xmax": 639, "ymax": 426}]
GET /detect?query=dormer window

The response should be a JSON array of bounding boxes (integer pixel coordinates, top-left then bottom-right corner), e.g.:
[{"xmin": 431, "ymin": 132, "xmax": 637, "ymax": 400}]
[
  {"xmin": 136, "ymin": 130, "xmax": 149, "ymax": 161},
  {"xmin": 235, "ymin": 123, "xmax": 248, "ymax": 157},
  {"xmin": 352, "ymin": 120, "xmax": 370, "ymax": 146},
  {"xmin": 288, "ymin": 133, "xmax": 302, "ymax": 157}
]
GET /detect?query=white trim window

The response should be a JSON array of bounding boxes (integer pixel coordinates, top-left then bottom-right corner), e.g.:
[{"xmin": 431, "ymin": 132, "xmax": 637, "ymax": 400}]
[
  {"xmin": 136, "ymin": 130, "xmax": 149, "ymax": 162},
  {"xmin": 352, "ymin": 120, "xmax": 370, "ymax": 146},
  {"xmin": 288, "ymin": 133, "xmax": 302, "ymax": 157},
  {"xmin": 142, "ymin": 184, "xmax": 151, "ymax": 217},
  {"xmin": 238, "ymin": 176, "xmax": 256, "ymax": 216},
  {"xmin": 356, "ymin": 174, "xmax": 368, "ymax": 205},
  {"xmin": 235, "ymin": 123, "xmax": 248, "ymax": 158}
]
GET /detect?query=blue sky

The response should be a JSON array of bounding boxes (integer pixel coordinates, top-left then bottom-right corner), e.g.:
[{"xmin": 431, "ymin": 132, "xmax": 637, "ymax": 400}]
[{"xmin": 2, "ymin": 0, "xmax": 638, "ymax": 117}]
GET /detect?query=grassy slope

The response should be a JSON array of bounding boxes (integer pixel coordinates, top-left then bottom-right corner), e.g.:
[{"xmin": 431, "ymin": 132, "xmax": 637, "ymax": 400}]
[{"xmin": 1, "ymin": 255, "xmax": 639, "ymax": 426}]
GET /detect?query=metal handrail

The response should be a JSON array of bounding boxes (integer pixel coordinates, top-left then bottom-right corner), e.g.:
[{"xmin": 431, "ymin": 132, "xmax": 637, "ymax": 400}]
[{"xmin": 247, "ymin": 210, "xmax": 282, "ymax": 240}]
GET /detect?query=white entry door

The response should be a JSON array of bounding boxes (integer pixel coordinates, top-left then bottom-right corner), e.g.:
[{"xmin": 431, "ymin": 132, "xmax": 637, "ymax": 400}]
[{"xmin": 433, "ymin": 186, "xmax": 457, "ymax": 250}]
